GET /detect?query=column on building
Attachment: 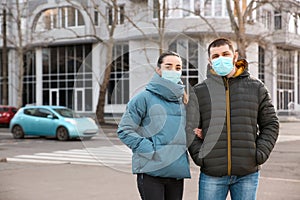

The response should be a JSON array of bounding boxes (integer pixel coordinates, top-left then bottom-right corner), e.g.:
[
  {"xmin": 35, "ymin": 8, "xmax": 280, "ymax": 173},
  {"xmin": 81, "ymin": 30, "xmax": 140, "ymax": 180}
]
[
  {"xmin": 129, "ymin": 40, "xmax": 158, "ymax": 100},
  {"xmin": 35, "ymin": 48, "xmax": 43, "ymax": 105},
  {"xmin": 8, "ymin": 49, "xmax": 18, "ymax": 106}
]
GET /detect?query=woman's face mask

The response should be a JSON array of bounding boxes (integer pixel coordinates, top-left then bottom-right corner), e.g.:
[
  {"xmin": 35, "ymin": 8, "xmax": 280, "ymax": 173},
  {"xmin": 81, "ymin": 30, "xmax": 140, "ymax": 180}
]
[
  {"xmin": 211, "ymin": 56, "xmax": 234, "ymax": 76},
  {"xmin": 157, "ymin": 55, "xmax": 183, "ymax": 84},
  {"xmin": 161, "ymin": 70, "xmax": 182, "ymax": 84}
]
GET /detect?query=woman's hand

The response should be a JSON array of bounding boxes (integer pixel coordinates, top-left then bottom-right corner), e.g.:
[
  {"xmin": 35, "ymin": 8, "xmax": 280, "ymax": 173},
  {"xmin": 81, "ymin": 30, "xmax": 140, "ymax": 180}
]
[{"xmin": 193, "ymin": 128, "xmax": 203, "ymax": 139}]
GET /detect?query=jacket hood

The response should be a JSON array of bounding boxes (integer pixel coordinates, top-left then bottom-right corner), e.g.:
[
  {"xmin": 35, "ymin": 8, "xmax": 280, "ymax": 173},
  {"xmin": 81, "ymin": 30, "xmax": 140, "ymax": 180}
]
[
  {"xmin": 146, "ymin": 73, "xmax": 185, "ymax": 102},
  {"xmin": 207, "ymin": 59, "xmax": 250, "ymax": 78}
]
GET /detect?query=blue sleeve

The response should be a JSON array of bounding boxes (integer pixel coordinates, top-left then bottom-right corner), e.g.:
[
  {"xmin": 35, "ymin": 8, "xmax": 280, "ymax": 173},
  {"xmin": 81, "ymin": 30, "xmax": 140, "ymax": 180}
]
[{"xmin": 117, "ymin": 93, "xmax": 154, "ymax": 159}]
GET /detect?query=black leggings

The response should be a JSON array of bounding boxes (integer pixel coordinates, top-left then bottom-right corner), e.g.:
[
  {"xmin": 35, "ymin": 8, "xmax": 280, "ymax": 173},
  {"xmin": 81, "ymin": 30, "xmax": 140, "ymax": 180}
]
[{"xmin": 137, "ymin": 173, "xmax": 184, "ymax": 200}]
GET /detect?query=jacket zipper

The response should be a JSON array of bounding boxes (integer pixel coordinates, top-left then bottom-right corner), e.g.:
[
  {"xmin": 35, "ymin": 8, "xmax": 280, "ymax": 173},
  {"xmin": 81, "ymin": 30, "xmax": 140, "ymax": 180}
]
[{"xmin": 224, "ymin": 78, "xmax": 232, "ymax": 176}]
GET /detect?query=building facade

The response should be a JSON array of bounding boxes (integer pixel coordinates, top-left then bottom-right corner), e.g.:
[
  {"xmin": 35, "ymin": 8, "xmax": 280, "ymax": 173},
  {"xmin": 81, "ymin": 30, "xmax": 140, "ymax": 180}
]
[{"xmin": 0, "ymin": 0, "xmax": 300, "ymax": 118}]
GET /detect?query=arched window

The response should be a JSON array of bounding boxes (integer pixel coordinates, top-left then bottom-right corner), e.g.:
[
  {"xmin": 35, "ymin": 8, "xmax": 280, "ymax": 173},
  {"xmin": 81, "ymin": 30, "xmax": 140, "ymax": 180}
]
[{"xmin": 34, "ymin": 6, "xmax": 85, "ymax": 32}]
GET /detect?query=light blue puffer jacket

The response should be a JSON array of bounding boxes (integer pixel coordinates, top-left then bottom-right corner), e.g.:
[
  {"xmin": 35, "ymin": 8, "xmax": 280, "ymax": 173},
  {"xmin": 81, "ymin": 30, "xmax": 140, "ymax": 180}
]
[{"xmin": 117, "ymin": 73, "xmax": 191, "ymax": 179}]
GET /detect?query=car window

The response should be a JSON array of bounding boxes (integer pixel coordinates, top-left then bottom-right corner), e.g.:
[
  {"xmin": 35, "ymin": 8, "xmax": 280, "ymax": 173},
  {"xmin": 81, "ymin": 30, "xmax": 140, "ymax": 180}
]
[
  {"xmin": 53, "ymin": 108, "xmax": 78, "ymax": 118},
  {"xmin": 35, "ymin": 108, "xmax": 53, "ymax": 118},
  {"xmin": 24, "ymin": 108, "xmax": 36, "ymax": 116},
  {"xmin": 12, "ymin": 108, "xmax": 18, "ymax": 113}
]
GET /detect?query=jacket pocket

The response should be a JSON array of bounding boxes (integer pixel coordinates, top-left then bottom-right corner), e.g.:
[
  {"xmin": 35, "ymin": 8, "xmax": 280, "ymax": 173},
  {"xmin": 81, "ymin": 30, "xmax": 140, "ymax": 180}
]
[
  {"xmin": 132, "ymin": 153, "xmax": 150, "ymax": 173},
  {"xmin": 256, "ymin": 149, "xmax": 268, "ymax": 165}
]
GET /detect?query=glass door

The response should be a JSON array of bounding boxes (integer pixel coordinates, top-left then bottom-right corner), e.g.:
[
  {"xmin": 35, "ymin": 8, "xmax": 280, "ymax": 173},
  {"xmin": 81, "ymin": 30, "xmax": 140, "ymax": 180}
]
[
  {"xmin": 74, "ymin": 88, "xmax": 84, "ymax": 112},
  {"xmin": 50, "ymin": 89, "xmax": 59, "ymax": 106}
]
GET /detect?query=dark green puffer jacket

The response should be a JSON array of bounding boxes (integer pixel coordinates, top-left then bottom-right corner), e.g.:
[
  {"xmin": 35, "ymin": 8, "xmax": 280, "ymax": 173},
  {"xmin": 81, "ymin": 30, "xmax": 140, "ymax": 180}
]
[{"xmin": 187, "ymin": 59, "xmax": 279, "ymax": 177}]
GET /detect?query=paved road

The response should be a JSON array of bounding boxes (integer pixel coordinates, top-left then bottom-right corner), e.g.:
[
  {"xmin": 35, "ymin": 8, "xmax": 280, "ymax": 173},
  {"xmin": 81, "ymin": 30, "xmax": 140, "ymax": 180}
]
[{"xmin": 0, "ymin": 121, "xmax": 299, "ymax": 200}]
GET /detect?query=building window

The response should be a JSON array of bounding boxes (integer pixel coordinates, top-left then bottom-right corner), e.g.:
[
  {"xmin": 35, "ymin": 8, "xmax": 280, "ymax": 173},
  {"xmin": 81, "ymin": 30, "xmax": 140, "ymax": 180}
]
[
  {"xmin": 67, "ymin": 7, "xmax": 76, "ymax": 27},
  {"xmin": 119, "ymin": 5, "xmax": 125, "ymax": 24},
  {"xmin": 34, "ymin": 6, "xmax": 85, "ymax": 32},
  {"xmin": 204, "ymin": 0, "xmax": 228, "ymax": 17},
  {"xmin": 258, "ymin": 46, "xmax": 265, "ymax": 83},
  {"xmin": 23, "ymin": 51, "xmax": 36, "ymax": 106},
  {"xmin": 297, "ymin": 14, "xmax": 300, "ymax": 34},
  {"xmin": 107, "ymin": 44, "xmax": 129, "ymax": 105},
  {"xmin": 277, "ymin": 49, "xmax": 294, "ymax": 111},
  {"xmin": 153, "ymin": 0, "xmax": 160, "ymax": 18},
  {"xmin": 107, "ymin": 4, "xmax": 125, "ymax": 26},
  {"xmin": 204, "ymin": 0, "xmax": 212, "ymax": 16},
  {"xmin": 94, "ymin": 10, "xmax": 99, "ymax": 26},
  {"xmin": 274, "ymin": 11, "xmax": 282, "ymax": 30},
  {"xmin": 153, "ymin": 0, "xmax": 205, "ymax": 18},
  {"xmin": 169, "ymin": 39, "xmax": 199, "ymax": 89},
  {"xmin": 288, "ymin": 13, "xmax": 300, "ymax": 34},
  {"xmin": 41, "ymin": 44, "xmax": 92, "ymax": 111},
  {"xmin": 261, "ymin": 10, "xmax": 271, "ymax": 29},
  {"xmin": 214, "ymin": 0, "xmax": 223, "ymax": 17}
]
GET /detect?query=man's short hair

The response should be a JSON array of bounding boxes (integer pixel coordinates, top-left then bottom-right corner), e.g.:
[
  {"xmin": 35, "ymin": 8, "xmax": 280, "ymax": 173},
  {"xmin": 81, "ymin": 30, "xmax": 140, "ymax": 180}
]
[{"xmin": 208, "ymin": 38, "xmax": 235, "ymax": 56}]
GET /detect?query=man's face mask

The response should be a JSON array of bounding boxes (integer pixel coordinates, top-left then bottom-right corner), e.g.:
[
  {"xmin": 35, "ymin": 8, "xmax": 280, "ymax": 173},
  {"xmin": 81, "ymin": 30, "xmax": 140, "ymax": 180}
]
[
  {"xmin": 161, "ymin": 70, "xmax": 182, "ymax": 84},
  {"xmin": 211, "ymin": 56, "xmax": 234, "ymax": 76}
]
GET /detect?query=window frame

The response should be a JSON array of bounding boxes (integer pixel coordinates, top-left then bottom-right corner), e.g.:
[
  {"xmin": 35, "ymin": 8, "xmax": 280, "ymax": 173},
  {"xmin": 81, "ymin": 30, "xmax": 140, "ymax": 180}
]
[
  {"xmin": 106, "ymin": 4, "xmax": 125, "ymax": 26},
  {"xmin": 34, "ymin": 6, "xmax": 85, "ymax": 32}
]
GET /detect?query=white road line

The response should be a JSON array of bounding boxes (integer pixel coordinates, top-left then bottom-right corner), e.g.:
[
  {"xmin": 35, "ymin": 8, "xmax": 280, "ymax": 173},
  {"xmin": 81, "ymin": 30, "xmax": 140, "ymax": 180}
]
[
  {"xmin": 11, "ymin": 155, "xmax": 129, "ymax": 164},
  {"xmin": 6, "ymin": 145, "xmax": 132, "ymax": 166},
  {"xmin": 260, "ymin": 176, "xmax": 300, "ymax": 183},
  {"xmin": 33, "ymin": 152, "xmax": 131, "ymax": 161},
  {"xmin": 277, "ymin": 135, "xmax": 300, "ymax": 143}
]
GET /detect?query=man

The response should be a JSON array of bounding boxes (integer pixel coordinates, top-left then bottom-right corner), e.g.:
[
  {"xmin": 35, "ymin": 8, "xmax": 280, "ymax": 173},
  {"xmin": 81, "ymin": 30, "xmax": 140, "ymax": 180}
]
[
  {"xmin": 118, "ymin": 51, "xmax": 190, "ymax": 200},
  {"xmin": 186, "ymin": 38, "xmax": 279, "ymax": 200}
]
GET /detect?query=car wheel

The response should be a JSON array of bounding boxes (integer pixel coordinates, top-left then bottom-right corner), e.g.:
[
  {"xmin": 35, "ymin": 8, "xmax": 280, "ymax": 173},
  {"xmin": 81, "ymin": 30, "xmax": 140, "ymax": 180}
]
[
  {"xmin": 12, "ymin": 125, "xmax": 25, "ymax": 139},
  {"xmin": 56, "ymin": 127, "xmax": 69, "ymax": 141}
]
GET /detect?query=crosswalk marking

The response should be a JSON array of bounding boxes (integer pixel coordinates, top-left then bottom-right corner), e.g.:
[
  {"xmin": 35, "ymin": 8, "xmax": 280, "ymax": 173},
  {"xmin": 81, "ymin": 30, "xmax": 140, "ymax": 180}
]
[
  {"xmin": 277, "ymin": 135, "xmax": 300, "ymax": 143},
  {"xmin": 7, "ymin": 145, "xmax": 132, "ymax": 166},
  {"xmin": 5, "ymin": 135, "xmax": 300, "ymax": 166}
]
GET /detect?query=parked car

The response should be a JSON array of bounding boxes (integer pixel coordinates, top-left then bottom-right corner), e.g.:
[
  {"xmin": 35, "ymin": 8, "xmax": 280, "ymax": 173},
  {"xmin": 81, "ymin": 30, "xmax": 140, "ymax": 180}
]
[
  {"xmin": 0, "ymin": 105, "xmax": 18, "ymax": 127},
  {"xmin": 10, "ymin": 105, "xmax": 99, "ymax": 141}
]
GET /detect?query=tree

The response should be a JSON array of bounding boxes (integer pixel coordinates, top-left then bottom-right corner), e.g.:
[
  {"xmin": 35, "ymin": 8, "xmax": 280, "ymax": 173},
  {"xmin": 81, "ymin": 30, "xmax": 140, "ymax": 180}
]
[
  {"xmin": 79, "ymin": 0, "xmax": 170, "ymax": 123},
  {"xmin": 225, "ymin": 0, "xmax": 300, "ymax": 59},
  {"xmin": 2, "ymin": 0, "xmax": 28, "ymax": 108},
  {"xmin": 94, "ymin": 0, "xmax": 119, "ymax": 124},
  {"xmin": 226, "ymin": 0, "xmax": 249, "ymax": 58}
]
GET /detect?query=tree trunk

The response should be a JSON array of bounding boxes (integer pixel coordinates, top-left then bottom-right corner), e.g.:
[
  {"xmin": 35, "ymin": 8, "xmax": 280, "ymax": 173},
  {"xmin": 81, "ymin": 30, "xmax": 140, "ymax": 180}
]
[
  {"xmin": 17, "ymin": 48, "xmax": 24, "ymax": 108},
  {"xmin": 2, "ymin": 6, "xmax": 8, "ymax": 105},
  {"xmin": 226, "ymin": 0, "xmax": 247, "ymax": 59},
  {"xmin": 96, "ymin": 65, "xmax": 112, "ymax": 124},
  {"xmin": 16, "ymin": 0, "xmax": 24, "ymax": 108},
  {"xmin": 234, "ymin": 0, "xmax": 247, "ymax": 59},
  {"xmin": 95, "ymin": 42, "xmax": 114, "ymax": 124}
]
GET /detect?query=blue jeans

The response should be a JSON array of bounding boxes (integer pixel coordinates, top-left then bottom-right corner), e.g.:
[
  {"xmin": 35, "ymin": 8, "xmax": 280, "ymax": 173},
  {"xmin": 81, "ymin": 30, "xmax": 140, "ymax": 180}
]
[{"xmin": 199, "ymin": 171, "xmax": 260, "ymax": 200}]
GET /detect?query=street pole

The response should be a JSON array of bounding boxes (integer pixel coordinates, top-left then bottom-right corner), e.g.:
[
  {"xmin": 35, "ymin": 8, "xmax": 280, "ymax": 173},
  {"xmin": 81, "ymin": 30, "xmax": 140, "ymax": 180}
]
[{"xmin": 2, "ymin": 1, "xmax": 8, "ymax": 105}]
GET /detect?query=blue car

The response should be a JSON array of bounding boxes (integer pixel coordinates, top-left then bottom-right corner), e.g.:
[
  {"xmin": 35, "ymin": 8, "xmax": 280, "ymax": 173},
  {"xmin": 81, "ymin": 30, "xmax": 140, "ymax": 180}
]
[{"xmin": 10, "ymin": 105, "xmax": 99, "ymax": 141}]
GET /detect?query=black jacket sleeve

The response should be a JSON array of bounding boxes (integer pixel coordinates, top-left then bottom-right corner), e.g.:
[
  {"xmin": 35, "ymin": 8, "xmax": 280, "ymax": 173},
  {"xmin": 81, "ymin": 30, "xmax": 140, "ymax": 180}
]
[
  {"xmin": 186, "ymin": 86, "xmax": 203, "ymax": 166},
  {"xmin": 256, "ymin": 84, "xmax": 279, "ymax": 165}
]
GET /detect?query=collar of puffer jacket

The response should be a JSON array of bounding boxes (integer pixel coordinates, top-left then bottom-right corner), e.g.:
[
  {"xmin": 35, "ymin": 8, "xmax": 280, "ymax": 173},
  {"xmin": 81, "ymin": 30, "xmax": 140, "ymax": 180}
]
[{"xmin": 145, "ymin": 73, "xmax": 185, "ymax": 102}]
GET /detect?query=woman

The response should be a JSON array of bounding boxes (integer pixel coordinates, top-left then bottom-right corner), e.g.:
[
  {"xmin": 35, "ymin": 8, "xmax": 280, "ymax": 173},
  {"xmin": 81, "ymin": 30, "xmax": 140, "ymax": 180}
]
[{"xmin": 117, "ymin": 51, "xmax": 190, "ymax": 200}]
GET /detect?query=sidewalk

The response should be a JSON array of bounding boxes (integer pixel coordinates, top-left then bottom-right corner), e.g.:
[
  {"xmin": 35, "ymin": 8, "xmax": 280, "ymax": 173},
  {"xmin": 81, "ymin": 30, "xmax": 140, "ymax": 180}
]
[
  {"xmin": 0, "ymin": 120, "xmax": 299, "ymax": 200},
  {"xmin": 97, "ymin": 120, "xmax": 300, "ymax": 200}
]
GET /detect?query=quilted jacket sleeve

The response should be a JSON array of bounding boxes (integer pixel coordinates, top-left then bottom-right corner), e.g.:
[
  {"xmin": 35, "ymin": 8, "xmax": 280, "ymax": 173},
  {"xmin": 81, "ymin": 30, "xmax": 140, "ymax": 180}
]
[
  {"xmin": 256, "ymin": 84, "xmax": 279, "ymax": 165},
  {"xmin": 117, "ymin": 93, "xmax": 155, "ymax": 160},
  {"xmin": 186, "ymin": 86, "xmax": 203, "ymax": 166}
]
